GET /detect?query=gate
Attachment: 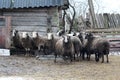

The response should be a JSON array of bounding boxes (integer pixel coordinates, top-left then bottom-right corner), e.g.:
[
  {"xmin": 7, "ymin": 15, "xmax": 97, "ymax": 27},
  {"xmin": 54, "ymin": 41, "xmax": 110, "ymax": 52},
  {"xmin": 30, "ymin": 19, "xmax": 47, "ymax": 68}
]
[{"xmin": 0, "ymin": 16, "xmax": 11, "ymax": 48}]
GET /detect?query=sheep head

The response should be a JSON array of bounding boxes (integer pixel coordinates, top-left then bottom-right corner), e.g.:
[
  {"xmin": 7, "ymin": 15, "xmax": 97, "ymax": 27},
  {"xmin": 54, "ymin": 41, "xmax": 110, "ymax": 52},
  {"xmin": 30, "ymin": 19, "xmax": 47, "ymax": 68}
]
[
  {"xmin": 63, "ymin": 35, "xmax": 70, "ymax": 44},
  {"xmin": 21, "ymin": 32, "xmax": 28, "ymax": 38},
  {"xmin": 47, "ymin": 33, "xmax": 53, "ymax": 40},
  {"xmin": 32, "ymin": 32, "xmax": 38, "ymax": 38},
  {"xmin": 85, "ymin": 33, "xmax": 94, "ymax": 40}
]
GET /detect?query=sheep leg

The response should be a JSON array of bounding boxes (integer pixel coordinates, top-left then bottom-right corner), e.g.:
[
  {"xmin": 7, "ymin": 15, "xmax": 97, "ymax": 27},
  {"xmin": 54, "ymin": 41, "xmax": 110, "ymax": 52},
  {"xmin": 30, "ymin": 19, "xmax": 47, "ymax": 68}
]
[
  {"xmin": 101, "ymin": 55, "xmax": 104, "ymax": 63},
  {"xmin": 95, "ymin": 53, "xmax": 99, "ymax": 62},
  {"xmin": 28, "ymin": 48, "xmax": 32, "ymax": 56},
  {"xmin": 63, "ymin": 54, "xmax": 66, "ymax": 61},
  {"xmin": 106, "ymin": 54, "xmax": 109, "ymax": 63},
  {"xmin": 86, "ymin": 52, "xmax": 89, "ymax": 60},
  {"xmin": 73, "ymin": 53, "xmax": 76, "ymax": 60},
  {"xmin": 82, "ymin": 52, "xmax": 85, "ymax": 60},
  {"xmin": 76, "ymin": 53, "xmax": 79, "ymax": 61},
  {"xmin": 25, "ymin": 48, "xmax": 28, "ymax": 56},
  {"xmin": 70, "ymin": 53, "xmax": 73, "ymax": 62},
  {"xmin": 54, "ymin": 53, "xmax": 57, "ymax": 63},
  {"xmin": 87, "ymin": 53, "xmax": 91, "ymax": 61},
  {"xmin": 89, "ymin": 54, "xmax": 91, "ymax": 61}
]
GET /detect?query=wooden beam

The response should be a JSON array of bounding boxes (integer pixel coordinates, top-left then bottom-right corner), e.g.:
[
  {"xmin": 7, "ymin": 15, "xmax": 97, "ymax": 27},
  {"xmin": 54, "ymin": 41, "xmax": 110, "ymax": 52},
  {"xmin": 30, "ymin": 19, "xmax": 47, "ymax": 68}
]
[
  {"xmin": 88, "ymin": 0, "xmax": 98, "ymax": 28},
  {"xmin": 86, "ymin": 28, "xmax": 120, "ymax": 33}
]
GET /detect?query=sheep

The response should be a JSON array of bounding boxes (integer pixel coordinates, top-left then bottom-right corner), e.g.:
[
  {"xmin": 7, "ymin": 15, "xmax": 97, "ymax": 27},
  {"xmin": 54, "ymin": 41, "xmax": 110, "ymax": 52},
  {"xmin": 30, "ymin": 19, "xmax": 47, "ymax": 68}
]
[
  {"xmin": 31, "ymin": 32, "xmax": 45, "ymax": 57},
  {"xmin": 11, "ymin": 30, "xmax": 25, "ymax": 55},
  {"xmin": 21, "ymin": 32, "xmax": 34, "ymax": 56},
  {"xmin": 11, "ymin": 30, "xmax": 24, "ymax": 49},
  {"xmin": 56, "ymin": 29, "xmax": 65, "ymax": 36},
  {"xmin": 85, "ymin": 33, "xmax": 110, "ymax": 63},
  {"xmin": 77, "ymin": 32, "xmax": 88, "ymax": 60},
  {"xmin": 54, "ymin": 35, "xmax": 74, "ymax": 62},
  {"xmin": 44, "ymin": 33, "xmax": 62, "ymax": 55},
  {"xmin": 67, "ymin": 34, "xmax": 82, "ymax": 61}
]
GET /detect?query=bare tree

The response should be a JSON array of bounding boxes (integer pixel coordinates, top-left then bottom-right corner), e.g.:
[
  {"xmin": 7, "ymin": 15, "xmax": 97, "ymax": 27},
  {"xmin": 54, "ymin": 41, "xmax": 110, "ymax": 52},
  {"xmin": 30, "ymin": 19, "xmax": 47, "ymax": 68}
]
[
  {"xmin": 61, "ymin": 0, "xmax": 103, "ymax": 33},
  {"xmin": 65, "ymin": 0, "xmax": 89, "ymax": 32}
]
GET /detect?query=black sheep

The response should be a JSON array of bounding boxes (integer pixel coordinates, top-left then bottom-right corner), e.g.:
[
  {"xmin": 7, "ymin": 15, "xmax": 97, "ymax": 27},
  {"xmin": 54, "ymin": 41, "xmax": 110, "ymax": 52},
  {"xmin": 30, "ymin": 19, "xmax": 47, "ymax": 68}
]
[
  {"xmin": 12, "ymin": 30, "xmax": 24, "ymax": 49},
  {"xmin": 85, "ymin": 33, "xmax": 110, "ymax": 63},
  {"xmin": 77, "ymin": 32, "xmax": 88, "ymax": 60}
]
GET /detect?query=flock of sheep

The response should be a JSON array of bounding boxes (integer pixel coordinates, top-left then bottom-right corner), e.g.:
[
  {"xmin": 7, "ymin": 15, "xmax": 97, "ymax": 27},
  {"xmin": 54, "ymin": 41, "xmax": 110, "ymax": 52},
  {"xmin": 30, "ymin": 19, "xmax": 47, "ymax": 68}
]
[{"xmin": 11, "ymin": 30, "xmax": 110, "ymax": 63}]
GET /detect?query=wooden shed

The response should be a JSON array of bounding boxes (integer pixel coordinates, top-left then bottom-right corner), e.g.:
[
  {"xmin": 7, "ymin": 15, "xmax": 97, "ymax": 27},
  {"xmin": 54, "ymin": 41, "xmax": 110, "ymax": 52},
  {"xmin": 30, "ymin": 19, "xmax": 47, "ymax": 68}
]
[
  {"xmin": 0, "ymin": 0, "xmax": 69, "ymax": 34},
  {"xmin": 0, "ymin": 0, "xmax": 69, "ymax": 48}
]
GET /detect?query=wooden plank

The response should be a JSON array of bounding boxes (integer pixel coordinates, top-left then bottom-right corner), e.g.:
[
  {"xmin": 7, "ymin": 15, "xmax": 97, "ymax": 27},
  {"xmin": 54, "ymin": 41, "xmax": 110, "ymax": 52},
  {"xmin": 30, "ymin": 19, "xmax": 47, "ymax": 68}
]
[
  {"xmin": 111, "ymin": 14, "xmax": 116, "ymax": 28},
  {"xmin": 114, "ymin": 14, "xmax": 119, "ymax": 28},
  {"xmin": 4, "ymin": 12, "xmax": 48, "ymax": 17},
  {"xmin": 12, "ymin": 26, "xmax": 58, "ymax": 35},
  {"xmin": 86, "ymin": 28, "xmax": 120, "ymax": 33},
  {"xmin": 110, "ymin": 14, "xmax": 116, "ymax": 28},
  {"xmin": 96, "ymin": 14, "xmax": 101, "ymax": 28},
  {"xmin": 106, "ymin": 13, "xmax": 111, "ymax": 28},
  {"xmin": 13, "ymin": 26, "xmax": 48, "ymax": 32},
  {"xmin": 113, "ymin": 14, "xmax": 118, "ymax": 28},
  {"xmin": 118, "ymin": 14, "xmax": 120, "ymax": 26},
  {"xmin": 103, "ymin": 13, "xmax": 109, "ymax": 28},
  {"xmin": 12, "ymin": 17, "xmax": 47, "ymax": 22},
  {"xmin": 107, "ymin": 14, "xmax": 114, "ymax": 28},
  {"xmin": 99, "ymin": 14, "xmax": 104, "ymax": 28},
  {"xmin": 116, "ymin": 14, "xmax": 120, "ymax": 27},
  {"xmin": 12, "ymin": 21, "xmax": 47, "ymax": 26},
  {"xmin": 88, "ymin": 0, "xmax": 98, "ymax": 28},
  {"xmin": 3, "ymin": 8, "xmax": 48, "ymax": 13}
]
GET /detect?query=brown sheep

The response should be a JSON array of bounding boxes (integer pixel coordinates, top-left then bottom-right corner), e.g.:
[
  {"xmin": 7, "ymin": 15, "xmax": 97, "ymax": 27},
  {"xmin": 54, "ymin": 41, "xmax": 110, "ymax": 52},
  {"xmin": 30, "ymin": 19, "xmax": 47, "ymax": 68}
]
[
  {"xmin": 31, "ymin": 32, "xmax": 45, "ymax": 57},
  {"xmin": 21, "ymin": 32, "xmax": 33, "ymax": 56},
  {"xmin": 54, "ymin": 35, "xmax": 74, "ymax": 62},
  {"xmin": 43, "ymin": 33, "xmax": 61, "ymax": 55}
]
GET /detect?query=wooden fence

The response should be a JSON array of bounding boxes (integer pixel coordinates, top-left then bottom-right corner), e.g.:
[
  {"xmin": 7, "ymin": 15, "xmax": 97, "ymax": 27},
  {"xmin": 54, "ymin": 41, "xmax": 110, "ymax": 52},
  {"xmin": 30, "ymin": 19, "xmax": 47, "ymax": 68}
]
[{"xmin": 95, "ymin": 13, "xmax": 120, "ymax": 29}]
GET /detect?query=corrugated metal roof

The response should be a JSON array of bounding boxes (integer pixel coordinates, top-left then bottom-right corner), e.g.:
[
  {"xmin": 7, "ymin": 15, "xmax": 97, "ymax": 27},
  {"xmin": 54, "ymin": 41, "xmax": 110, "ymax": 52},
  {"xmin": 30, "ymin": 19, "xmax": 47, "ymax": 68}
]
[{"xmin": 0, "ymin": 0, "xmax": 65, "ymax": 9}]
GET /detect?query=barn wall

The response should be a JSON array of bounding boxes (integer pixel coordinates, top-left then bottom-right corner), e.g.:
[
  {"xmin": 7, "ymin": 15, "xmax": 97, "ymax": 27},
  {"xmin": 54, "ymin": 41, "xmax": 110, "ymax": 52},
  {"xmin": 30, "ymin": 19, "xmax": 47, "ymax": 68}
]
[{"xmin": 0, "ymin": 7, "xmax": 60, "ymax": 35}]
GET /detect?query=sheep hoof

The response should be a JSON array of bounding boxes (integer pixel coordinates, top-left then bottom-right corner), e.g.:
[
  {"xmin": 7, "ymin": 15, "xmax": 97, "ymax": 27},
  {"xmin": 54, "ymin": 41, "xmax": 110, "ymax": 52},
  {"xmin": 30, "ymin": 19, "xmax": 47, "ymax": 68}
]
[
  {"xmin": 87, "ymin": 59, "xmax": 90, "ymax": 61},
  {"xmin": 101, "ymin": 61, "xmax": 104, "ymax": 63},
  {"xmin": 107, "ymin": 61, "xmax": 109, "ymax": 63},
  {"xmin": 54, "ymin": 60, "xmax": 56, "ymax": 63}
]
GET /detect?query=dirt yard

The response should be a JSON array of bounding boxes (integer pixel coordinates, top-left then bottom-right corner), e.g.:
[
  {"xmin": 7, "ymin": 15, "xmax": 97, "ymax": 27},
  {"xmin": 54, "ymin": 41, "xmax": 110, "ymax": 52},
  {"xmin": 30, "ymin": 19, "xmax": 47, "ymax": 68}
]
[{"xmin": 0, "ymin": 55, "xmax": 120, "ymax": 80}]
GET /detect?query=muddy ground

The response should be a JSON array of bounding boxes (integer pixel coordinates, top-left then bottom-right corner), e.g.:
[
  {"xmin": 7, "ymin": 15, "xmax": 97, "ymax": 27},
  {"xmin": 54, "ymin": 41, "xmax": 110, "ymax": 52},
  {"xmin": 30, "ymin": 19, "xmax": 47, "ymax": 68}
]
[{"xmin": 0, "ymin": 55, "xmax": 120, "ymax": 80}]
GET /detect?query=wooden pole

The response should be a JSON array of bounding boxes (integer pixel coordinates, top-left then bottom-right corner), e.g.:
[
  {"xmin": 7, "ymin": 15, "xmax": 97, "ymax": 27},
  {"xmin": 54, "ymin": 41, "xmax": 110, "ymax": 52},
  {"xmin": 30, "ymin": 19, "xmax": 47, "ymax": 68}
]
[{"xmin": 88, "ymin": 0, "xmax": 98, "ymax": 28}]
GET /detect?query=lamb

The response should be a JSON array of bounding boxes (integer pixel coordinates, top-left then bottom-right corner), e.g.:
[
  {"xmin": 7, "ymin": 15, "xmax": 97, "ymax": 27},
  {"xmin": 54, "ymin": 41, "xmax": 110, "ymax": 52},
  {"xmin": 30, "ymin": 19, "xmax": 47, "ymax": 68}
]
[
  {"xmin": 54, "ymin": 35, "xmax": 74, "ymax": 62},
  {"xmin": 85, "ymin": 33, "xmax": 110, "ymax": 63}
]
